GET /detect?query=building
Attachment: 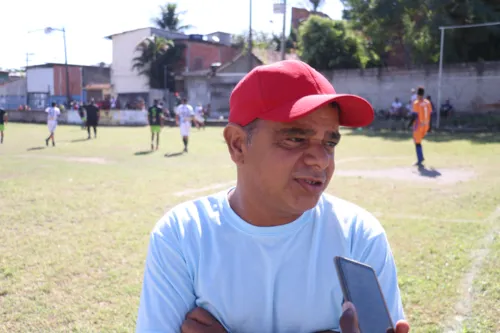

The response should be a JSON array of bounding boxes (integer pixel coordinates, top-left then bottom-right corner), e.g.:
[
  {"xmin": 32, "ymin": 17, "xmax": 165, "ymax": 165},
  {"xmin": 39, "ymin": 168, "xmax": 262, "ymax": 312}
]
[
  {"xmin": 26, "ymin": 63, "xmax": 110, "ymax": 110},
  {"xmin": 105, "ymin": 27, "xmax": 240, "ymax": 108},
  {"xmin": 291, "ymin": 7, "xmax": 330, "ymax": 30},
  {"xmin": 0, "ymin": 77, "xmax": 26, "ymax": 110},
  {"xmin": 184, "ymin": 49, "xmax": 299, "ymax": 118},
  {"xmin": 0, "ymin": 71, "xmax": 10, "ymax": 84}
]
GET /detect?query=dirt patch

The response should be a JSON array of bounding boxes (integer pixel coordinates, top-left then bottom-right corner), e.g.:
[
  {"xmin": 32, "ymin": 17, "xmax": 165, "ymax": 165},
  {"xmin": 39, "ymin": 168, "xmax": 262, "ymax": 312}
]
[
  {"xmin": 336, "ymin": 167, "xmax": 475, "ymax": 185},
  {"xmin": 17, "ymin": 154, "xmax": 110, "ymax": 165},
  {"xmin": 63, "ymin": 157, "xmax": 108, "ymax": 164}
]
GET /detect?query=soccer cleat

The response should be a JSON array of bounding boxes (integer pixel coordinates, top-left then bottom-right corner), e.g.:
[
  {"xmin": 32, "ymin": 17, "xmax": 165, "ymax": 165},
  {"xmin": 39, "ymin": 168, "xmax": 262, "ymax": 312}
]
[{"xmin": 45, "ymin": 138, "xmax": 49, "ymax": 146}]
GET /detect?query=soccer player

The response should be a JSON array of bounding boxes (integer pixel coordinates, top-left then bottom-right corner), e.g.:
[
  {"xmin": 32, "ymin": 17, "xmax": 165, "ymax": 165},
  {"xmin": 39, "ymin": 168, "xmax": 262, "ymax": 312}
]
[
  {"xmin": 408, "ymin": 86, "xmax": 432, "ymax": 166},
  {"xmin": 85, "ymin": 99, "xmax": 100, "ymax": 139},
  {"xmin": 45, "ymin": 102, "xmax": 61, "ymax": 147},
  {"xmin": 0, "ymin": 107, "xmax": 7, "ymax": 144},
  {"xmin": 147, "ymin": 99, "xmax": 164, "ymax": 151},
  {"xmin": 78, "ymin": 102, "xmax": 86, "ymax": 130},
  {"xmin": 175, "ymin": 98, "xmax": 194, "ymax": 153}
]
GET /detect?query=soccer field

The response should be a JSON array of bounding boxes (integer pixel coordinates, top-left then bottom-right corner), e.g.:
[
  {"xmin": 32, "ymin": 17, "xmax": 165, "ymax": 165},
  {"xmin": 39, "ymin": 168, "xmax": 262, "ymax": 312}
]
[{"xmin": 1, "ymin": 123, "xmax": 499, "ymax": 332}]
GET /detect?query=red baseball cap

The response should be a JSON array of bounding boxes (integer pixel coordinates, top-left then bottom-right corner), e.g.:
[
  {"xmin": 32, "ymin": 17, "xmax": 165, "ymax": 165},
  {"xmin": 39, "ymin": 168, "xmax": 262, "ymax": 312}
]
[{"xmin": 229, "ymin": 60, "xmax": 374, "ymax": 127}]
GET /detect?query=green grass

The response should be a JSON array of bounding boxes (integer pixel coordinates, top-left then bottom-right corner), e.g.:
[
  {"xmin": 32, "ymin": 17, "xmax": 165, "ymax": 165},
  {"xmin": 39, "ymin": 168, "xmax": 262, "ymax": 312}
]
[{"xmin": 1, "ymin": 123, "xmax": 499, "ymax": 332}]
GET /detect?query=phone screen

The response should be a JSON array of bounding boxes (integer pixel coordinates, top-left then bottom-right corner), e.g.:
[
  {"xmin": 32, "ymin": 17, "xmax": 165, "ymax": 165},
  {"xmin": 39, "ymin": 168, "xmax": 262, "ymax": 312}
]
[{"xmin": 335, "ymin": 256, "xmax": 394, "ymax": 333}]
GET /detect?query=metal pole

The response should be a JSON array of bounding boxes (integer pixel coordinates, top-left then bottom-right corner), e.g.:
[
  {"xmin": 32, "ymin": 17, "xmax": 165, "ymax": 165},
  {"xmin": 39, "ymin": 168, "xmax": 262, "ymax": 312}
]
[
  {"xmin": 436, "ymin": 27, "xmax": 444, "ymax": 129},
  {"xmin": 280, "ymin": 0, "xmax": 287, "ymax": 60},
  {"xmin": 25, "ymin": 53, "xmax": 33, "ymax": 107},
  {"xmin": 248, "ymin": 0, "xmax": 253, "ymax": 71},
  {"xmin": 164, "ymin": 65, "xmax": 167, "ymax": 91},
  {"xmin": 62, "ymin": 27, "xmax": 71, "ymax": 106}
]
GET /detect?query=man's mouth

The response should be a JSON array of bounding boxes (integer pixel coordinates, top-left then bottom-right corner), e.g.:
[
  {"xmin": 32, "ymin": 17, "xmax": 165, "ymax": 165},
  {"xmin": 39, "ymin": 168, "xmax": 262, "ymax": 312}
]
[
  {"xmin": 303, "ymin": 179, "xmax": 323, "ymax": 186},
  {"xmin": 294, "ymin": 177, "xmax": 326, "ymax": 193}
]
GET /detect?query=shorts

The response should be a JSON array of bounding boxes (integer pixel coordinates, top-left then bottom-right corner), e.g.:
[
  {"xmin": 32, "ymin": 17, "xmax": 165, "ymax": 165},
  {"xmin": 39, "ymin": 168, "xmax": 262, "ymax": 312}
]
[
  {"xmin": 413, "ymin": 127, "xmax": 428, "ymax": 144},
  {"xmin": 180, "ymin": 122, "xmax": 191, "ymax": 137},
  {"xmin": 48, "ymin": 121, "xmax": 57, "ymax": 133},
  {"xmin": 86, "ymin": 119, "xmax": 98, "ymax": 127},
  {"xmin": 150, "ymin": 125, "xmax": 161, "ymax": 134},
  {"xmin": 194, "ymin": 115, "xmax": 205, "ymax": 123},
  {"xmin": 0, "ymin": 124, "xmax": 4, "ymax": 131}
]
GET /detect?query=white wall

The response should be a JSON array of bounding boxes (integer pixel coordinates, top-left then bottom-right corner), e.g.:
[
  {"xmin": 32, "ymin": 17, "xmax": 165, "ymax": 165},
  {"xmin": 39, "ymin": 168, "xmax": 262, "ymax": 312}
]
[
  {"xmin": 27, "ymin": 67, "xmax": 54, "ymax": 94},
  {"xmin": 0, "ymin": 78, "xmax": 26, "ymax": 96},
  {"xmin": 111, "ymin": 28, "xmax": 151, "ymax": 94}
]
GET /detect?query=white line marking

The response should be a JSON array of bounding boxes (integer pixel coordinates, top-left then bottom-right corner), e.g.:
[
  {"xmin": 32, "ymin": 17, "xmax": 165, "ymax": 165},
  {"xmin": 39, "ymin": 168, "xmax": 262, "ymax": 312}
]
[
  {"xmin": 444, "ymin": 206, "xmax": 500, "ymax": 333},
  {"xmin": 174, "ymin": 181, "xmax": 236, "ymax": 197}
]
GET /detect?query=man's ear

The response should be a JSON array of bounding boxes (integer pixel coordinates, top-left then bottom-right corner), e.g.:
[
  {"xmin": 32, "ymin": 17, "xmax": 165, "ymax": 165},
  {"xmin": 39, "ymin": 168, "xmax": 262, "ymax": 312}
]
[{"xmin": 223, "ymin": 124, "xmax": 247, "ymax": 165}]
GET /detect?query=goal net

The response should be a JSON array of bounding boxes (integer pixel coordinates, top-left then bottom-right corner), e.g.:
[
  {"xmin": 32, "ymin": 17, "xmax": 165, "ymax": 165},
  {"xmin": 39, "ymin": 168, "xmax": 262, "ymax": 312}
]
[{"xmin": 436, "ymin": 22, "xmax": 500, "ymax": 129}]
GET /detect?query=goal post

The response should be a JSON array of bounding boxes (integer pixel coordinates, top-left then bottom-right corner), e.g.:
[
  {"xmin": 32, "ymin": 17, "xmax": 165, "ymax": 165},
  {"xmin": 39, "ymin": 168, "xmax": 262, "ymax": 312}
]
[{"xmin": 436, "ymin": 21, "xmax": 500, "ymax": 128}]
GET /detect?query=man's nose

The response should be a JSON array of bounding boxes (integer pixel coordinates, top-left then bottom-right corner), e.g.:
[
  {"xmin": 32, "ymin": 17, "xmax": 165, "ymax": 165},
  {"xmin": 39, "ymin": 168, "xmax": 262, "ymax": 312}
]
[{"xmin": 302, "ymin": 142, "xmax": 332, "ymax": 170}]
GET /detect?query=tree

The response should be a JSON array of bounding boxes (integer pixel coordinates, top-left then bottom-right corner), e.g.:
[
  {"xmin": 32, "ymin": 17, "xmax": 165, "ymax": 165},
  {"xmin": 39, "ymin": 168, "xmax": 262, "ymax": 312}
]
[
  {"xmin": 132, "ymin": 36, "xmax": 185, "ymax": 90},
  {"xmin": 298, "ymin": 16, "xmax": 362, "ymax": 70},
  {"xmin": 341, "ymin": 0, "xmax": 500, "ymax": 66},
  {"xmin": 151, "ymin": 3, "xmax": 192, "ymax": 32},
  {"xmin": 308, "ymin": 0, "xmax": 325, "ymax": 12}
]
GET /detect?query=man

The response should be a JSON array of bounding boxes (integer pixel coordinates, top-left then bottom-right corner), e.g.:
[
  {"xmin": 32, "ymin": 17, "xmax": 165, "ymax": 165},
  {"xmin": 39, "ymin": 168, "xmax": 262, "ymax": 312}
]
[
  {"xmin": 0, "ymin": 107, "xmax": 7, "ymax": 144},
  {"xmin": 148, "ymin": 99, "xmax": 164, "ymax": 151},
  {"xmin": 194, "ymin": 103, "xmax": 205, "ymax": 130},
  {"xmin": 390, "ymin": 97, "xmax": 403, "ymax": 117},
  {"xmin": 175, "ymin": 98, "xmax": 194, "ymax": 153},
  {"xmin": 78, "ymin": 102, "xmax": 87, "ymax": 130},
  {"xmin": 136, "ymin": 60, "xmax": 409, "ymax": 333},
  {"xmin": 45, "ymin": 102, "xmax": 61, "ymax": 147},
  {"xmin": 408, "ymin": 86, "xmax": 432, "ymax": 166},
  {"xmin": 410, "ymin": 88, "xmax": 417, "ymax": 104},
  {"xmin": 85, "ymin": 99, "xmax": 100, "ymax": 139}
]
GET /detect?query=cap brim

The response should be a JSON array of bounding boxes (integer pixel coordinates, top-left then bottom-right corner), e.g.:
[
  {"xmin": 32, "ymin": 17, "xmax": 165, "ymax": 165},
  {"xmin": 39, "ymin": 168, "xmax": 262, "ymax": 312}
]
[{"xmin": 259, "ymin": 94, "xmax": 374, "ymax": 128}]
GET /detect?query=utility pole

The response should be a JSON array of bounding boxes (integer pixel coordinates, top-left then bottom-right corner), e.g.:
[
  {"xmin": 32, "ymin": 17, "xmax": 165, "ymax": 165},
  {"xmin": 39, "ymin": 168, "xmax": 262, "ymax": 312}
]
[
  {"xmin": 280, "ymin": 0, "xmax": 287, "ymax": 60},
  {"xmin": 25, "ymin": 53, "xmax": 34, "ymax": 107},
  {"xmin": 248, "ymin": 0, "xmax": 253, "ymax": 72},
  {"xmin": 62, "ymin": 27, "xmax": 71, "ymax": 106}
]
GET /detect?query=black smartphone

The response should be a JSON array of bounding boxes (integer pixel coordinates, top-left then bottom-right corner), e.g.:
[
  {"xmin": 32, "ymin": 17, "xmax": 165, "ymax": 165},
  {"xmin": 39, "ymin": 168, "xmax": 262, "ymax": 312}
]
[{"xmin": 334, "ymin": 256, "xmax": 394, "ymax": 333}]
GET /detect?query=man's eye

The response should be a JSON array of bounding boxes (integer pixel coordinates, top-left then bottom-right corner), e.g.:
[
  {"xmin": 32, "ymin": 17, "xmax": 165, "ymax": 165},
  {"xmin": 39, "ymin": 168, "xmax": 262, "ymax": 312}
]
[{"xmin": 286, "ymin": 137, "xmax": 305, "ymax": 143}]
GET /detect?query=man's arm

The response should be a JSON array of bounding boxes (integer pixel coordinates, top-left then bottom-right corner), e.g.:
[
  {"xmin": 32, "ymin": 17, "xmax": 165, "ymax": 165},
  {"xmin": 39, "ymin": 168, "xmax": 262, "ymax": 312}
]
[
  {"xmin": 4, "ymin": 113, "xmax": 8, "ymax": 124},
  {"xmin": 136, "ymin": 220, "xmax": 196, "ymax": 332}
]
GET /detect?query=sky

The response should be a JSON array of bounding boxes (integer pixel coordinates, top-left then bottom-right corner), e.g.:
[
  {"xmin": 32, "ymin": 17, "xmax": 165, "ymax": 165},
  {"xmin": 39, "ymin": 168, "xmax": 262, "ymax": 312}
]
[{"xmin": 0, "ymin": 0, "xmax": 343, "ymax": 70}]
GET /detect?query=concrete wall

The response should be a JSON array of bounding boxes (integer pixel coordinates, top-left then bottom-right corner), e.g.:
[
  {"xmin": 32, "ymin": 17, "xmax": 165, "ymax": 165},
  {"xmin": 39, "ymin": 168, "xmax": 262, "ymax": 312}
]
[
  {"xmin": 27, "ymin": 67, "xmax": 53, "ymax": 94},
  {"xmin": 0, "ymin": 78, "xmax": 27, "ymax": 108},
  {"xmin": 324, "ymin": 62, "xmax": 500, "ymax": 112},
  {"xmin": 111, "ymin": 27, "xmax": 151, "ymax": 94},
  {"xmin": 82, "ymin": 66, "xmax": 111, "ymax": 86}
]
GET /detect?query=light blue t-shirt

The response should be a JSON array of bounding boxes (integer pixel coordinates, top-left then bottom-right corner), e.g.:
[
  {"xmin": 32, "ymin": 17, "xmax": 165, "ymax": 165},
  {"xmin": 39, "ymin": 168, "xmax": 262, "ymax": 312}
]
[{"xmin": 136, "ymin": 189, "xmax": 405, "ymax": 333}]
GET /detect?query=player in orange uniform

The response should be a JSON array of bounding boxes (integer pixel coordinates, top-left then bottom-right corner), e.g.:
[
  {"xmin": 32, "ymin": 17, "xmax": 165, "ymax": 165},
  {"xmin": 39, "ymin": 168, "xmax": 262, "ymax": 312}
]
[{"xmin": 408, "ymin": 86, "xmax": 432, "ymax": 166}]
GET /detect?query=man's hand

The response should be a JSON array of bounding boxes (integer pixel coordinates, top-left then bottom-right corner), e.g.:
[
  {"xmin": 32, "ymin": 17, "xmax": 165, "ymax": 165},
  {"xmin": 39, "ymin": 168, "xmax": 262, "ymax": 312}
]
[
  {"xmin": 181, "ymin": 307, "xmax": 227, "ymax": 333},
  {"xmin": 340, "ymin": 302, "xmax": 410, "ymax": 333}
]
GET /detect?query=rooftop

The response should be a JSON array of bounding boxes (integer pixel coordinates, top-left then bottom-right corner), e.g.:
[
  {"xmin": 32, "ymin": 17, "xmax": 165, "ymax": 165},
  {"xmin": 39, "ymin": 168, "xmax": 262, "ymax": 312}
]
[{"xmin": 26, "ymin": 63, "xmax": 110, "ymax": 69}]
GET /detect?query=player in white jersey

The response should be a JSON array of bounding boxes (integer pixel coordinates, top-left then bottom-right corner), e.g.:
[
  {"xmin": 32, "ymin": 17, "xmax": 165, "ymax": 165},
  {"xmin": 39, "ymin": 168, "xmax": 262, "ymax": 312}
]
[
  {"xmin": 175, "ymin": 98, "xmax": 194, "ymax": 152},
  {"xmin": 45, "ymin": 102, "xmax": 61, "ymax": 147}
]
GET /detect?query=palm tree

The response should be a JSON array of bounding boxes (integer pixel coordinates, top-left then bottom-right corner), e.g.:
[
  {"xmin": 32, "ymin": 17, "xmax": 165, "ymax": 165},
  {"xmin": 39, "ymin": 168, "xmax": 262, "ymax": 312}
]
[
  {"xmin": 308, "ymin": 0, "xmax": 325, "ymax": 13},
  {"xmin": 151, "ymin": 3, "xmax": 192, "ymax": 32},
  {"xmin": 132, "ymin": 36, "xmax": 174, "ymax": 88}
]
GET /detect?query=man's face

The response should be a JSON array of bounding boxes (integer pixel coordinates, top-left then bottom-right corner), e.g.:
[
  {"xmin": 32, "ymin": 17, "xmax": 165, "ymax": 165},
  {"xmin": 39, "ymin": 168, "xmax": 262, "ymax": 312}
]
[{"xmin": 236, "ymin": 104, "xmax": 341, "ymax": 215}]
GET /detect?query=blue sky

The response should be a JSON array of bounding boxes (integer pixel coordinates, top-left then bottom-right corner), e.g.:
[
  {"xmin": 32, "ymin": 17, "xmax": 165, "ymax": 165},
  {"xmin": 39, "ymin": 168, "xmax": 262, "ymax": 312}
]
[{"xmin": 0, "ymin": 0, "xmax": 343, "ymax": 70}]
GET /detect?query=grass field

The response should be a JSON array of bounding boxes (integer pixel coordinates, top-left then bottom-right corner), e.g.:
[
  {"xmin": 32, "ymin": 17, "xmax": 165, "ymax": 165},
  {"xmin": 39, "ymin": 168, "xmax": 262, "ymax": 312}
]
[{"xmin": 0, "ymin": 123, "xmax": 499, "ymax": 333}]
